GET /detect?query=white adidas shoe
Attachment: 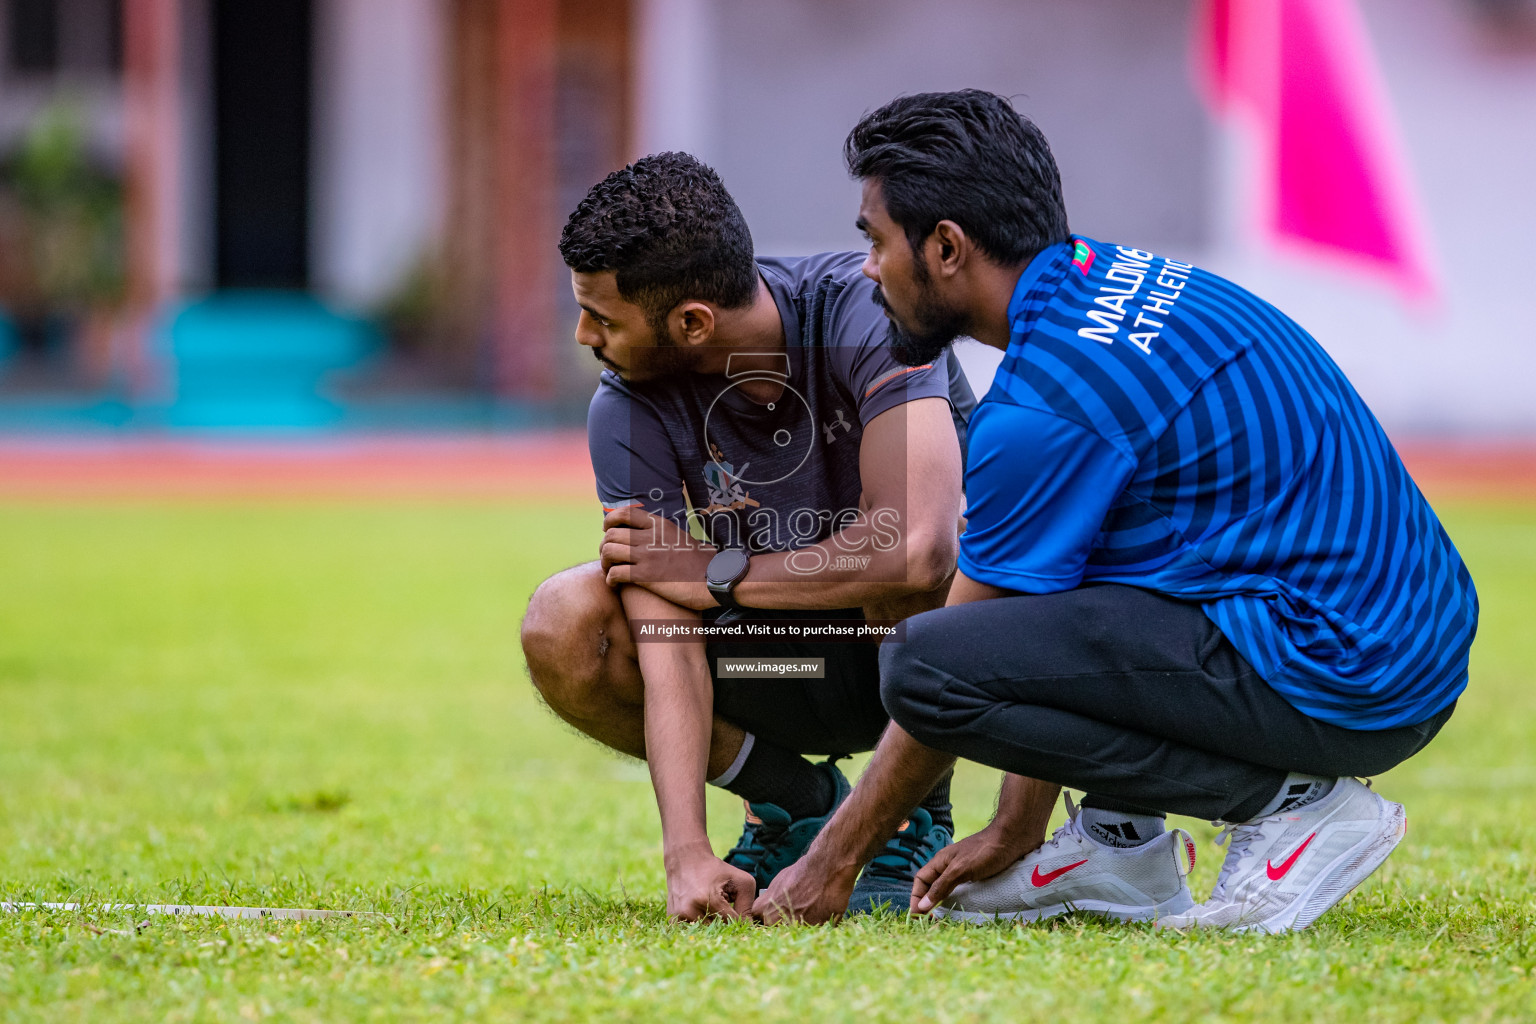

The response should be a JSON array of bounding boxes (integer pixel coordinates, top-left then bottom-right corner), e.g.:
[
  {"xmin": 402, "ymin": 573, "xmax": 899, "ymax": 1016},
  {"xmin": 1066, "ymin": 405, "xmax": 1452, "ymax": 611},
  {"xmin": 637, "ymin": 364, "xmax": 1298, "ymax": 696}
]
[
  {"xmin": 1158, "ymin": 777, "xmax": 1407, "ymax": 935},
  {"xmin": 931, "ymin": 796, "xmax": 1197, "ymax": 924}
]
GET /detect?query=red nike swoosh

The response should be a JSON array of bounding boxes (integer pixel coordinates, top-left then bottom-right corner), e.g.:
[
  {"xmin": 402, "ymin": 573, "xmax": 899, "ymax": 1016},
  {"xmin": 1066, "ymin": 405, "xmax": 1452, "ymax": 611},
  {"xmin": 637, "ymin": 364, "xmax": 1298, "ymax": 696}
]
[
  {"xmin": 1266, "ymin": 832, "xmax": 1317, "ymax": 880},
  {"xmin": 1031, "ymin": 859, "xmax": 1089, "ymax": 887}
]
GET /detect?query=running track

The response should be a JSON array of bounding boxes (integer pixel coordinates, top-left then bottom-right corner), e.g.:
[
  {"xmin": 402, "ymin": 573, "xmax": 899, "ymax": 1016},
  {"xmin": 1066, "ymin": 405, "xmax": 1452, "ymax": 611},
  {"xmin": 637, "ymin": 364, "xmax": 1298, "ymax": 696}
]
[{"xmin": 0, "ymin": 432, "xmax": 1532, "ymax": 502}]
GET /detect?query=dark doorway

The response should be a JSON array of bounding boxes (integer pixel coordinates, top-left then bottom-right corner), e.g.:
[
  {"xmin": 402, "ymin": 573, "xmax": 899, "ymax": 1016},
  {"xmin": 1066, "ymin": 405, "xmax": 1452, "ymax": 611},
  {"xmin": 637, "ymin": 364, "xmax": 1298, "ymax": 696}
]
[{"xmin": 212, "ymin": 0, "xmax": 312, "ymax": 289}]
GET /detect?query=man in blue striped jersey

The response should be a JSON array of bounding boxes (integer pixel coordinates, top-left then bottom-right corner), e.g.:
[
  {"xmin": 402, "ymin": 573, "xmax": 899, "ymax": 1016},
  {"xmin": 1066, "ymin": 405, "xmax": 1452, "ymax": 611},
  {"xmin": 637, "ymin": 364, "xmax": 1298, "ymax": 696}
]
[{"xmin": 753, "ymin": 89, "xmax": 1477, "ymax": 934}]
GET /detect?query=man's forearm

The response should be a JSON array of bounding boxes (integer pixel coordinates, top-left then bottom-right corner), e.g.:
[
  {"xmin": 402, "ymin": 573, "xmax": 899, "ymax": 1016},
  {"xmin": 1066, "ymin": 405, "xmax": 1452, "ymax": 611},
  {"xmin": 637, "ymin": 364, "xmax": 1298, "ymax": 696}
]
[
  {"xmin": 630, "ymin": 523, "xmax": 956, "ymax": 613},
  {"xmin": 612, "ymin": 399, "xmax": 963, "ymax": 613},
  {"xmin": 801, "ymin": 723, "xmax": 957, "ymax": 876},
  {"xmin": 730, "ymin": 395, "xmax": 958, "ymax": 610},
  {"xmin": 729, "ymin": 522, "xmax": 956, "ymax": 610},
  {"xmin": 796, "ymin": 574, "xmax": 1043, "ymax": 876},
  {"xmin": 619, "ymin": 586, "xmax": 715, "ymax": 861}
]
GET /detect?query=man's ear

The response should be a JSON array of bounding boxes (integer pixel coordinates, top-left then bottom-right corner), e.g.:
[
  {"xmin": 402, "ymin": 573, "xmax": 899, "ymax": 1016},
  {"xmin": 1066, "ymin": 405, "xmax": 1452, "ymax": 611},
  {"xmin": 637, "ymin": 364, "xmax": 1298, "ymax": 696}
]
[
  {"xmin": 670, "ymin": 301, "xmax": 717, "ymax": 347},
  {"xmin": 929, "ymin": 220, "xmax": 970, "ymax": 278}
]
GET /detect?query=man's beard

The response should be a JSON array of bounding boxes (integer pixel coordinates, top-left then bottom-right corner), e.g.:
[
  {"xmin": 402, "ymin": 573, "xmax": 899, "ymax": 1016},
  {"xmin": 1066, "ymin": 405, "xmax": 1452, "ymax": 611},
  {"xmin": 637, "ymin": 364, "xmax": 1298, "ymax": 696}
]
[
  {"xmin": 598, "ymin": 335, "xmax": 691, "ymax": 380},
  {"xmin": 871, "ymin": 260, "xmax": 971, "ymax": 367}
]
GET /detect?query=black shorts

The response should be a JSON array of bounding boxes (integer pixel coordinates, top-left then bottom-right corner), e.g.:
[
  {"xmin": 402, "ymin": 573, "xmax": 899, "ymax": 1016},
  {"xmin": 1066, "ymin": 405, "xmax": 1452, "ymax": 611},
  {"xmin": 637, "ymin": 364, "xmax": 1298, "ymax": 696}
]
[{"xmin": 705, "ymin": 607, "xmax": 888, "ymax": 755}]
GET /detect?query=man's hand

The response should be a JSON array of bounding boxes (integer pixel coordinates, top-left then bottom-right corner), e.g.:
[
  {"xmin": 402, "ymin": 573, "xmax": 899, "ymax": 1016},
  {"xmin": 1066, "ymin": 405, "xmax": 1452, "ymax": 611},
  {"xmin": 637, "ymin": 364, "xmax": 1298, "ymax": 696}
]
[
  {"xmin": 665, "ymin": 846, "xmax": 757, "ymax": 922},
  {"xmin": 751, "ymin": 854, "xmax": 860, "ymax": 925},
  {"xmin": 600, "ymin": 506, "xmax": 714, "ymax": 609},
  {"xmin": 909, "ymin": 822, "xmax": 1042, "ymax": 914}
]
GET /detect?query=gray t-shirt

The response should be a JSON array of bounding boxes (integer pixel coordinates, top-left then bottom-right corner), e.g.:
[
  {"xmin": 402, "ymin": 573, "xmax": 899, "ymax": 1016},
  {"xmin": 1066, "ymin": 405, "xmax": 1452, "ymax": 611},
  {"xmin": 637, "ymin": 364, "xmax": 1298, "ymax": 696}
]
[{"xmin": 588, "ymin": 252, "xmax": 974, "ymax": 556}]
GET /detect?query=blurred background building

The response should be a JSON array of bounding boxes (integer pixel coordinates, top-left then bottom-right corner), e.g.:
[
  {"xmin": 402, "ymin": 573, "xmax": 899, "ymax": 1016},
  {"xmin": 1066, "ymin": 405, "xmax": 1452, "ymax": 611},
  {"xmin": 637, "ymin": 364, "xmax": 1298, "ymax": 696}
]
[{"xmin": 0, "ymin": 0, "xmax": 1532, "ymax": 434}]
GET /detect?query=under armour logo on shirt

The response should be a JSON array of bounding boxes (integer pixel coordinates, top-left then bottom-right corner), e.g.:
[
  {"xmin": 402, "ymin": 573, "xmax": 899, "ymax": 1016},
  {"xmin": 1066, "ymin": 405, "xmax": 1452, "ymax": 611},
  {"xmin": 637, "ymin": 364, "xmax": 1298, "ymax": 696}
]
[{"xmin": 822, "ymin": 408, "xmax": 852, "ymax": 444}]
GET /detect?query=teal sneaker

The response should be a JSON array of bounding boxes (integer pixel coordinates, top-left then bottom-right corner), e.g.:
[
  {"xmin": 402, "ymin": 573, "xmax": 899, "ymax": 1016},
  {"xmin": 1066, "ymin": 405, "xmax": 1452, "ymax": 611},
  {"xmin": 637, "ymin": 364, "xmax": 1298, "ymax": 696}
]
[
  {"xmin": 846, "ymin": 806, "xmax": 953, "ymax": 915},
  {"xmin": 723, "ymin": 760, "xmax": 851, "ymax": 890}
]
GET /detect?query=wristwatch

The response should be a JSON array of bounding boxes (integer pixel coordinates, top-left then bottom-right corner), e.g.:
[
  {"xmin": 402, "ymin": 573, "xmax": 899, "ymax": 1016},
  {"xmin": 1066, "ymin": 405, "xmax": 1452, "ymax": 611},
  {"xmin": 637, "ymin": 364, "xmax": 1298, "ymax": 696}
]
[{"xmin": 706, "ymin": 548, "xmax": 751, "ymax": 625}]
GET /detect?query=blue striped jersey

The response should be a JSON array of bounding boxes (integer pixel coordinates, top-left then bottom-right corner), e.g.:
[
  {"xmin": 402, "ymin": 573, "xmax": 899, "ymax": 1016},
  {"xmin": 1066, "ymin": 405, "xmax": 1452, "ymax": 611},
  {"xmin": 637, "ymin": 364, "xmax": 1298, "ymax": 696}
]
[{"xmin": 958, "ymin": 236, "xmax": 1477, "ymax": 730}]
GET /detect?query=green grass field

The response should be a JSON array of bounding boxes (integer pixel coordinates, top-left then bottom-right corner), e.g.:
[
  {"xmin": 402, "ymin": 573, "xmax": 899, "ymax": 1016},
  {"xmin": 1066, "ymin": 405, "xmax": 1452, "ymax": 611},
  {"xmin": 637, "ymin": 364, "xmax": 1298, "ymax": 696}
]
[{"xmin": 1, "ymin": 499, "xmax": 1532, "ymax": 1022}]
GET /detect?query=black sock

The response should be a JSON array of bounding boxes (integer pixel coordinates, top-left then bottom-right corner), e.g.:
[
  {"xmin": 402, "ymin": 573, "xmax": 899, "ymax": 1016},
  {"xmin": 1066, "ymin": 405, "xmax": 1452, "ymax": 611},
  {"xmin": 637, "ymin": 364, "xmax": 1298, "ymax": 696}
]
[
  {"xmin": 715, "ymin": 738, "xmax": 834, "ymax": 819},
  {"xmin": 919, "ymin": 770, "xmax": 954, "ymax": 834}
]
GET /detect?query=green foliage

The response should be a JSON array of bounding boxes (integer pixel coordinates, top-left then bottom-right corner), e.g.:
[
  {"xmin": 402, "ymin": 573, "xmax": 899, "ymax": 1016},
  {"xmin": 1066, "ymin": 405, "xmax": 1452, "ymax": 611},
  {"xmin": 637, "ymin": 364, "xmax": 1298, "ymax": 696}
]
[
  {"xmin": 0, "ymin": 499, "xmax": 1532, "ymax": 1022},
  {"xmin": 0, "ymin": 97, "xmax": 126, "ymax": 312},
  {"xmin": 371, "ymin": 255, "xmax": 450, "ymax": 355}
]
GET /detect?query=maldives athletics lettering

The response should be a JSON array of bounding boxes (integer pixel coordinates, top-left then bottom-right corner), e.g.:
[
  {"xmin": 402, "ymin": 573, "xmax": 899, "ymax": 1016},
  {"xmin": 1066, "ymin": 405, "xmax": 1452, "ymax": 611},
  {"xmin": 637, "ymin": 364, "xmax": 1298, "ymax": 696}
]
[{"xmin": 1077, "ymin": 244, "xmax": 1194, "ymax": 355}]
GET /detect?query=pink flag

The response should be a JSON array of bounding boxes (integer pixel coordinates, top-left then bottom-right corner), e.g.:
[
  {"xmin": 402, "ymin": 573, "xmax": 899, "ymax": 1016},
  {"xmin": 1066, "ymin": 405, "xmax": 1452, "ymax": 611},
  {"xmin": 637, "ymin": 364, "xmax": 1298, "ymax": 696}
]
[{"xmin": 1195, "ymin": 0, "xmax": 1437, "ymax": 301}]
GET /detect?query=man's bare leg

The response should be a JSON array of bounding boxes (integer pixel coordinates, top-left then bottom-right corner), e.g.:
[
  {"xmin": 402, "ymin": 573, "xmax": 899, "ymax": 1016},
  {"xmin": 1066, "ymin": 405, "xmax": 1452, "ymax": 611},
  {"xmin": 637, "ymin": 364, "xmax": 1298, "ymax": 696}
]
[
  {"xmin": 526, "ymin": 561, "xmax": 959, "ymax": 912},
  {"xmin": 520, "ymin": 561, "xmax": 746, "ymax": 778}
]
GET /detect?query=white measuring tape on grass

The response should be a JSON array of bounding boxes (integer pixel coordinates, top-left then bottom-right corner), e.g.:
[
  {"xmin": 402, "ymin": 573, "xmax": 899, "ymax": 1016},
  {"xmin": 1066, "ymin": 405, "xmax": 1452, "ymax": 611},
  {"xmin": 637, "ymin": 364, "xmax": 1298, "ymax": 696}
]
[{"xmin": 2, "ymin": 902, "xmax": 378, "ymax": 921}]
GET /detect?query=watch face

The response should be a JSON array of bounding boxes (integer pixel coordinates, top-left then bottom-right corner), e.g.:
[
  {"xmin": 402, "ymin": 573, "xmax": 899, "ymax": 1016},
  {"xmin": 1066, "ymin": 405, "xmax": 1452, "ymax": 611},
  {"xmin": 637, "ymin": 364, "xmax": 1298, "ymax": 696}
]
[{"xmin": 707, "ymin": 548, "xmax": 751, "ymax": 586}]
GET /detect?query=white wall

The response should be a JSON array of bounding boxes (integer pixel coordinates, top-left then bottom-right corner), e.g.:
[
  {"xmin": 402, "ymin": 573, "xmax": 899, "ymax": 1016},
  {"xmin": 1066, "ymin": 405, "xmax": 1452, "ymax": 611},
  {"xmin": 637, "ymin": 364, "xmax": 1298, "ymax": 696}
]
[
  {"xmin": 1204, "ymin": 0, "xmax": 1536, "ymax": 437},
  {"xmin": 633, "ymin": 0, "xmax": 719, "ymax": 164},
  {"xmin": 636, "ymin": 0, "xmax": 1536, "ymax": 436},
  {"xmin": 634, "ymin": 0, "xmax": 1211, "ymax": 403},
  {"xmin": 640, "ymin": 0, "xmax": 1212, "ymax": 259},
  {"xmin": 312, "ymin": 0, "xmax": 445, "ymax": 308}
]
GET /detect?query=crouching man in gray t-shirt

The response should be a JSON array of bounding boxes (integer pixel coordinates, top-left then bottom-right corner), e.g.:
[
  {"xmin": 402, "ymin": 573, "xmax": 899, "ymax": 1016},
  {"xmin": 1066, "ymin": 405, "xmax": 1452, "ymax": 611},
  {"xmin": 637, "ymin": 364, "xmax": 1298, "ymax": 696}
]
[{"xmin": 519, "ymin": 152, "xmax": 974, "ymax": 922}]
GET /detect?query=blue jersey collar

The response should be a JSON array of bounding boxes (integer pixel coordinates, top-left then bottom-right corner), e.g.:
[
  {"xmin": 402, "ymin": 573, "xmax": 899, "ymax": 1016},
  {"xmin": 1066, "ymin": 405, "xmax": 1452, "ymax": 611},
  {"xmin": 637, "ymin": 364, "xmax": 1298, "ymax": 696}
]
[{"xmin": 1006, "ymin": 240, "xmax": 1074, "ymax": 340}]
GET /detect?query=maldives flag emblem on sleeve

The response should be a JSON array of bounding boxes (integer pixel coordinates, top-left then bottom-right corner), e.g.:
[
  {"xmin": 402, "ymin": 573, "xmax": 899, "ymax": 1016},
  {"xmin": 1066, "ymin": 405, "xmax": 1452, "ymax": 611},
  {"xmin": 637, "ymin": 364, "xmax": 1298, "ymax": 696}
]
[{"xmin": 1071, "ymin": 240, "xmax": 1096, "ymax": 275}]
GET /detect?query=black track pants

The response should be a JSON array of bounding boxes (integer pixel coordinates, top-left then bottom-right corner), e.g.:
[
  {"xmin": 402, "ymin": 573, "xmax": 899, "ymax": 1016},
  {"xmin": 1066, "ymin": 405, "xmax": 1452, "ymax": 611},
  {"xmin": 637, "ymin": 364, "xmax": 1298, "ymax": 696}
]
[{"xmin": 878, "ymin": 585, "xmax": 1452, "ymax": 822}]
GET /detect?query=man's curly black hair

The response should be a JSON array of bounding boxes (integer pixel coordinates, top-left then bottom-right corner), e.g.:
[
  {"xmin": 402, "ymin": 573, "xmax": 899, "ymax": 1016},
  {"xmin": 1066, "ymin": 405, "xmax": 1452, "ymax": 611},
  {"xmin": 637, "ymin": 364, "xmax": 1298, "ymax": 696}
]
[
  {"xmin": 844, "ymin": 90, "xmax": 1070, "ymax": 266},
  {"xmin": 558, "ymin": 152, "xmax": 757, "ymax": 335}
]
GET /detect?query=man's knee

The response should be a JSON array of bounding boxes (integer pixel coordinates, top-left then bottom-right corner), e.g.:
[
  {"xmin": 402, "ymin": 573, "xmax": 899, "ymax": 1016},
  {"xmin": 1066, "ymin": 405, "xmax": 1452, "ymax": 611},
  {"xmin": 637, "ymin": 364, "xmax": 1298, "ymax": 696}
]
[
  {"xmin": 878, "ymin": 612, "xmax": 952, "ymax": 746},
  {"xmin": 521, "ymin": 562, "xmax": 626, "ymax": 713}
]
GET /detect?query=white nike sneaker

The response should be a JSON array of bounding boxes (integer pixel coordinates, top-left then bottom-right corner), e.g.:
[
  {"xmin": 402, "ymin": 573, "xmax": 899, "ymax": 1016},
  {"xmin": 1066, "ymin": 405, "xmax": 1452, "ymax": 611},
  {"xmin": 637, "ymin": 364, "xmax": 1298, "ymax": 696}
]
[
  {"xmin": 1158, "ymin": 777, "xmax": 1406, "ymax": 935},
  {"xmin": 931, "ymin": 796, "xmax": 1197, "ymax": 924}
]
